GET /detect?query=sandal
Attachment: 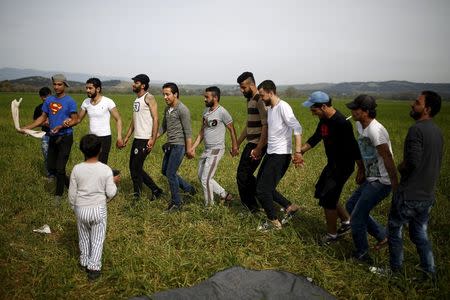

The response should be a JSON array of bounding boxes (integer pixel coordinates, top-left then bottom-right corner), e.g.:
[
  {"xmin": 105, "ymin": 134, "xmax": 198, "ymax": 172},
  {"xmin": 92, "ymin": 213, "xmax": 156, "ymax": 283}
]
[
  {"xmin": 222, "ymin": 193, "xmax": 233, "ymax": 202},
  {"xmin": 374, "ymin": 238, "xmax": 388, "ymax": 251}
]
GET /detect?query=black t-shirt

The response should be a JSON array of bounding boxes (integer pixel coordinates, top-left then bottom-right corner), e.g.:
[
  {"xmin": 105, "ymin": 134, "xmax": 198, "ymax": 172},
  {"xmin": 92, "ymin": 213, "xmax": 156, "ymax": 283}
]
[
  {"xmin": 307, "ymin": 110, "xmax": 361, "ymax": 169},
  {"xmin": 33, "ymin": 103, "xmax": 50, "ymax": 132}
]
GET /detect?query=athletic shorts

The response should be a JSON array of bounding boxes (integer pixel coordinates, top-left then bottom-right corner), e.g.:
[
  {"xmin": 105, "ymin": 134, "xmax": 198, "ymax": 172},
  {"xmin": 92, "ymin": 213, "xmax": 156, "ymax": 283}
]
[{"xmin": 314, "ymin": 164, "xmax": 353, "ymax": 209}]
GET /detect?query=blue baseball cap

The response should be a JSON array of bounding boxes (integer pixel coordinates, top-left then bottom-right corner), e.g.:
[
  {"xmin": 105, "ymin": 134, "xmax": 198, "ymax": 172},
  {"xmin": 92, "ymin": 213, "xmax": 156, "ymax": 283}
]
[{"xmin": 302, "ymin": 91, "xmax": 330, "ymax": 107}]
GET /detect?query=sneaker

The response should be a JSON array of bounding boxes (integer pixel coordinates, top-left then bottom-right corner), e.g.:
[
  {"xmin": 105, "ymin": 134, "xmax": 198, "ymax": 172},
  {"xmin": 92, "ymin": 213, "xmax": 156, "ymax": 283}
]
[
  {"xmin": 257, "ymin": 219, "xmax": 282, "ymax": 232},
  {"xmin": 166, "ymin": 203, "xmax": 181, "ymax": 213},
  {"xmin": 281, "ymin": 204, "xmax": 300, "ymax": 225},
  {"xmin": 337, "ymin": 222, "xmax": 351, "ymax": 236},
  {"xmin": 352, "ymin": 251, "xmax": 374, "ymax": 265},
  {"xmin": 87, "ymin": 269, "xmax": 101, "ymax": 281},
  {"xmin": 149, "ymin": 188, "xmax": 163, "ymax": 201},
  {"xmin": 320, "ymin": 233, "xmax": 338, "ymax": 245}
]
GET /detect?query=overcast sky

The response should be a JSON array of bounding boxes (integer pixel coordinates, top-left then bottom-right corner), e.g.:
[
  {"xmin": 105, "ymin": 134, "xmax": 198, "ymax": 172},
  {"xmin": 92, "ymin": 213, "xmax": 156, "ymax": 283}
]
[{"xmin": 1, "ymin": 0, "xmax": 449, "ymax": 84}]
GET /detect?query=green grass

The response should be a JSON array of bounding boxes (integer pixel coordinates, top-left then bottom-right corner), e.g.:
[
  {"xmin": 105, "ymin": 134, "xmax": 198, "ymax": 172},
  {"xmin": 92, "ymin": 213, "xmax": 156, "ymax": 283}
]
[{"xmin": 0, "ymin": 92, "xmax": 449, "ymax": 299}]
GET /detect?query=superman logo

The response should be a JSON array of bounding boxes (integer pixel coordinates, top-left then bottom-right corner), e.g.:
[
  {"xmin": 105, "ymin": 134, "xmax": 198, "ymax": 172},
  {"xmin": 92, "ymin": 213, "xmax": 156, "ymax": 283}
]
[{"xmin": 49, "ymin": 102, "xmax": 63, "ymax": 115}]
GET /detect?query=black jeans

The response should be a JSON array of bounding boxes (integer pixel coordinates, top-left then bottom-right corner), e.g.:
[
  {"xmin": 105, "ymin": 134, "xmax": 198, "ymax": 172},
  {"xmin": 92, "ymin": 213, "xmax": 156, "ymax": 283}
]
[
  {"xmin": 48, "ymin": 134, "xmax": 73, "ymax": 196},
  {"xmin": 255, "ymin": 153, "xmax": 292, "ymax": 220},
  {"xmin": 236, "ymin": 143, "xmax": 266, "ymax": 212},
  {"xmin": 98, "ymin": 135, "xmax": 112, "ymax": 165},
  {"xmin": 129, "ymin": 139, "xmax": 160, "ymax": 198}
]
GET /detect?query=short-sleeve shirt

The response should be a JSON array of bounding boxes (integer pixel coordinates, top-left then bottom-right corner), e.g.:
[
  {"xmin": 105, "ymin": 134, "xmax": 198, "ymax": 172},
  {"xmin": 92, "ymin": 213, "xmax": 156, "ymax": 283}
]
[
  {"xmin": 246, "ymin": 94, "xmax": 267, "ymax": 144},
  {"xmin": 42, "ymin": 95, "xmax": 77, "ymax": 136},
  {"xmin": 202, "ymin": 105, "xmax": 233, "ymax": 150},
  {"xmin": 356, "ymin": 119, "xmax": 393, "ymax": 185},
  {"xmin": 81, "ymin": 96, "xmax": 116, "ymax": 137}
]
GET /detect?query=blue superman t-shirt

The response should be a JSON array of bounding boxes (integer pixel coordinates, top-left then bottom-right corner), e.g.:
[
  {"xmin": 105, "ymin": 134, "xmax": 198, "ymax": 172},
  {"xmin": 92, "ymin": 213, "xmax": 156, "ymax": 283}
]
[{"xmin": 42, "ymin": 95, "xmax": 77, "ymax": 136}]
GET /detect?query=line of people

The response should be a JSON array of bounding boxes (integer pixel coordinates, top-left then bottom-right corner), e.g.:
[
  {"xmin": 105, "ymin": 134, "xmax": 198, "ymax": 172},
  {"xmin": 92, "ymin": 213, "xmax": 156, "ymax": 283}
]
[{"xmin": 18, "ymin": 72, "xmax": 443, "ymax": 282}]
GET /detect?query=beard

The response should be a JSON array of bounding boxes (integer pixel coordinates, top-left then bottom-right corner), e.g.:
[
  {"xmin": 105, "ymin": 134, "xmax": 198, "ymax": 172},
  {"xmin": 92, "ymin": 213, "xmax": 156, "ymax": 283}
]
[
  {"xmin": 132, "ymin": 86, "xmax": 140, "ymax": 93},
  {"xmin": 205, "ymin": 101, "xmax": 214, "ymax": 107},
  {"xmin": 410, "ymin": 109, "xmax": 421, "ymax": 120},
  {"xmin": 88, "ymin": 91, "xmax": 97, "ymax": 99},
  {"xmin": 243, "ymin": 91, "xmax": 253, "ymax": 99}
]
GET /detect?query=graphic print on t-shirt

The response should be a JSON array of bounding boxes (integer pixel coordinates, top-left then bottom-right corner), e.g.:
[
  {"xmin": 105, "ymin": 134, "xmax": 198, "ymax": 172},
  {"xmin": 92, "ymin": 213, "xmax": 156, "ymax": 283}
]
[
  {"xmin": 133, "ymin": 102, "xmax": 140, "ymax": 112},
  {"xmin": 49, "ymin": 102, "xmax": 63, "ymax": 115},
  {"xmin": 358, "ymin": 136, "xmax": 381, "ymax": 178},
  {"xmin": 204, "ymin": 117, "xmax": 218, "ymax": 127}
]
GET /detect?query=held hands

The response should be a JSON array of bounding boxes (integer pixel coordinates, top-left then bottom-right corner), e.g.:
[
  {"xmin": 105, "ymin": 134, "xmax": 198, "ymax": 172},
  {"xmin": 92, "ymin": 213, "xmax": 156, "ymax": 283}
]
[
  {"xmin": 146, "ymin": 138, "xmax": 155, "ymax": 152},
  {"xmin": 113, "ymin": 175, "xmax": 121, "ymax": 184},
  {"xmin": 292, "ymin": 152, "xmax": 304, "ymax": 168},
  {"xmin": 230, "ymin": 146, "xmax": 239, "ymax": 157},
  {"xmin": 250, "ymin": 148, "xmax": 262, "ymax": 160},
  {"xmin": 186, "ymin": 148, "xmax": 195, "ymax": 159},
  {"xmin": 116, "ymin": 138, "xmax": 124, "ymax": 149}
]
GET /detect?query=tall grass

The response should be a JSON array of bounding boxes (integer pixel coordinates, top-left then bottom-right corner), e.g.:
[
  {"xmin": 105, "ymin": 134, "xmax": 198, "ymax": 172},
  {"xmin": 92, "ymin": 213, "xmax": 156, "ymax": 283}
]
[{"xmin": 0, "ymin": 92, "xmax": 449, "ymax": 299}]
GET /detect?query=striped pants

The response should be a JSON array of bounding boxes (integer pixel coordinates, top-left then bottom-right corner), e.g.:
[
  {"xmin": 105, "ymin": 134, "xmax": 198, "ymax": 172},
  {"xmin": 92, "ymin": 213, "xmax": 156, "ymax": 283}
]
[
  {"xmin": 75, "ymin": 205, "xmax": 107, "ymax": 271},
  {"xmin": 198, "ymin": 148, "xmax": 226, "ymax": 206}
]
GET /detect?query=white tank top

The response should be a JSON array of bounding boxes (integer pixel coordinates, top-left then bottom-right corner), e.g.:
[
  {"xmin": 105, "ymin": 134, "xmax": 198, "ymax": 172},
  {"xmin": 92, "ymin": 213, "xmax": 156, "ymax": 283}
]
[{"xmin": 133, "ymin": 92, "xmax": 154, "ymax": 139}]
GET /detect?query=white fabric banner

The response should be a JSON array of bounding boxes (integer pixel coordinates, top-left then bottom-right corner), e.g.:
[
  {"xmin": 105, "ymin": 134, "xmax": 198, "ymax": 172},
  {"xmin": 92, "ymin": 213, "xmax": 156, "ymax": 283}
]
[{"xmin": 11, "ymin": 98, "xmax": 46, "ymax": 138}]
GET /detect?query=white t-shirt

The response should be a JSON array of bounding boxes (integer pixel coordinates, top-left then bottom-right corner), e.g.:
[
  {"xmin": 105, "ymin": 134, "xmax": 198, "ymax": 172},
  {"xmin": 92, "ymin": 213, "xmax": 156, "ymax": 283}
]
[
  {"xmin": 68, "ymin": 161, "xmax": 117, "ymax": 208},
  {"xmin": 81, "ymin": 96, "xmax": 116, "ymax": 137},
  {"xmin": 356, "ymin": 119, "xmax": 393, "ymax": 185},
  {"xmin": 267, "ymin": 99, "xmax": 302, "ymax": 154}
]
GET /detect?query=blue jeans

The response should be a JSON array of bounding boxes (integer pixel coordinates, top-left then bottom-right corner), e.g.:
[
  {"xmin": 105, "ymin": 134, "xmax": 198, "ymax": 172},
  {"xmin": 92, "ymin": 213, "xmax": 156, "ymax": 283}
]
[
  {"xmin": 161, "ymin": 144, "xmax": 194, "ymax": 205},
  {"xmin": 346, "ymin": 180, "xmax": 391, "ymax": 256},
  {"xmin": 388, "ymin": 193, "xmax": 435, "ymax": 273},
  {"xmin": 41, "ymin": 135, "xmax": 52, "ymax": 176}
]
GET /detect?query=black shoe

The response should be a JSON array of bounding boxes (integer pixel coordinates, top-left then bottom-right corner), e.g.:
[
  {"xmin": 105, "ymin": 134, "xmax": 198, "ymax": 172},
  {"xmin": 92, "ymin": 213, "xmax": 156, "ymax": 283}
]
[
  {"xmin": 166, "ymin": 203, "xmax": 181, "ymax": 213},
  {"xmin": 78, "ymin": 263, "xmax": 87, "ymax": 272},
  {"xmin": 87, "ymin": 269, "xmax": 101, "ymax": 281},
  {"xmin": 188, "ymin": 187, "xmax": 196, "ymax": 196},
  {"xmin": 337, "ymin": 223, "xmax": 351, "ymax": 236},
  {"xmin": 352, "ymin": 251, "xmax": 374, "ymax": 265},
  {"xmin": 150, "ymin": 189, "xmax": 163, "ymax": 201}
]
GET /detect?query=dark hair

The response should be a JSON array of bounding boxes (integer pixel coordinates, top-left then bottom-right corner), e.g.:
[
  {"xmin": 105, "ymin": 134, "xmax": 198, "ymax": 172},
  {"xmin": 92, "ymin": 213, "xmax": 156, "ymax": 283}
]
[
  {"xmin": 237, "ymin": 72, "xmax": 255, "ymax": 84},
  {"xmin": 162, "ymin": 82, "xmax": 179, "ymax": 98},
  {"xmin": 205, "ymin": 86, "xmax": 221, "ymax": 101},
  {"xmin": 421, "ymin": 90, "xmax": 441, "ymax": 117},
  {"xmin": 311, "ymin": 98, "xmax": 333, "ymax": 108},
  {"xmin": 257, "ymin": 80, "xmax": 277, "ymax": 94},
  {"xmin": 86, "ymin": 77, "xmax": 102, "ymax": 92},
  {"xmin": 79, "ymin": 134, "xmax": 102, "ymax": 160},
  {"xmin": 39, "ymin": 87, "xmax": 51, "ymax": 97}
]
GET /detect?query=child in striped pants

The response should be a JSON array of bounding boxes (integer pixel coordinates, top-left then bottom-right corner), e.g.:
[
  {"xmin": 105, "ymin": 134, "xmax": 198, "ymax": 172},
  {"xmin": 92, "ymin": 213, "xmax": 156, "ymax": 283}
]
[{"xmin": 69, "ymin": 134, "xmax": 119, "ymax": 280}]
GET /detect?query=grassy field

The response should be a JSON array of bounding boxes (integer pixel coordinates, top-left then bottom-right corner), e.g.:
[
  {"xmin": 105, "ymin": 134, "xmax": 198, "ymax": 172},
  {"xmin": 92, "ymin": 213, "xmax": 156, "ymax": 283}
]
[{"xmin": 0, "ymin": 91, "xmax": 449, "ymax": 299}]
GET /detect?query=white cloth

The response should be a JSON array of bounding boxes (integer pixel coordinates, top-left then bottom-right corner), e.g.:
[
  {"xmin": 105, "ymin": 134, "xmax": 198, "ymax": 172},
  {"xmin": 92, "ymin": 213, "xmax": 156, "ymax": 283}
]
[
  {"xmin": 69, "ymin": 161, "xmax": 117, "ymax": 208},
  {"xmin": 198, "ymin": 148, "xmax": 226, "ymax": 206},
  {"xmin": 356, "ymin": 119, "xmax": 393, "ymax": 185},
  {"xmin": 80, "ymin": 96, "xmax": 116, "ymax": 137},
  {"xmin": 11, "ymin": 98, "xmax": 46, "ymax": 138},
  {"xmin": 267, "ymin": 99, "xmax": 302, "ymax": 154}
]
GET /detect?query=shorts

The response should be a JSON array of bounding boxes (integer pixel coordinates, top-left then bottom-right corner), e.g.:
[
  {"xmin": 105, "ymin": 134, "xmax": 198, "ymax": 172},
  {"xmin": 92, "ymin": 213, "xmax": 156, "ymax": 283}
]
[{"xmin": 315, "ymin": 164, "xmax": 353, "ymax": 209}]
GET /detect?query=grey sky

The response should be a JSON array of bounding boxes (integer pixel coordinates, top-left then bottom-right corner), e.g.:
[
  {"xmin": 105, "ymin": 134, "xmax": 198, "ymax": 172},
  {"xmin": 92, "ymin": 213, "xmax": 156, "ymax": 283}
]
[{"xmin": 1, "ymin": 0, "xmax": 449, "ymax": 84}]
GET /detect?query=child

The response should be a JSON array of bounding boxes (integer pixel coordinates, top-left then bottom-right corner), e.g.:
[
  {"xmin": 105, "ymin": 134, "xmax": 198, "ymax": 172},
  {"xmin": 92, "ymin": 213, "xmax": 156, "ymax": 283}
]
[{"xmin": 69, "ymin": 134, "xmax": 119, "ymax": 280}]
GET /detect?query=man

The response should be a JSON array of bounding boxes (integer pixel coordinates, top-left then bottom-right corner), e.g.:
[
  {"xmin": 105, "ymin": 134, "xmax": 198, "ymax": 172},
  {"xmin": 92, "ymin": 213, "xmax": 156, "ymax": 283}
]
[
  {"xmin": 78, "ymin": 78, "xmax": 123, "ymax": 164},
  {"xmin": 255, "ymin": 80, "xmax": 303, "ymax": 231},
  {"xmin": 123, "ymin": 74, "xmax": 163, "ymax": 202},
  {"xmin": 20, "ymin": 74, "xmax": 79, "ymax": 202},
  {"xmin": 301, "ymin": 91, "xmax": 361, "ymax": 244},
  {"xmin": 192, "ymin": 86, "xmax": 239, "ymax": 207},
  {"xmin": 345, "ymin": 94, "xmax": 398, "ymax": 264},
  {"xmin": 33, "ymin": 87, "xmax": 54, "ymax": 178},
  {"xmin": 159, "ymin": 82, "xmax": 196, "ymax": 212},
  {"xmin": 235, "ymin": 72, "xmax": 268, "ymax": 213},
  {"xmin": 388, "ymin": 91, "xmax": 443, "ymax": 279}
]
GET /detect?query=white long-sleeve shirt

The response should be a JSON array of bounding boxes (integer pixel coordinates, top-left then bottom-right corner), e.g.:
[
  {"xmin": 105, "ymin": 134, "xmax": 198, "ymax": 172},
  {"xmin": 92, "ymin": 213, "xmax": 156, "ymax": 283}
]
[
  {"xmin": 69, "ymin": 162, "xmax": 117, "ymax": 208},
  {"xmin": 267, "ymin": 99, "xmax": 302, "ymax": 154}
]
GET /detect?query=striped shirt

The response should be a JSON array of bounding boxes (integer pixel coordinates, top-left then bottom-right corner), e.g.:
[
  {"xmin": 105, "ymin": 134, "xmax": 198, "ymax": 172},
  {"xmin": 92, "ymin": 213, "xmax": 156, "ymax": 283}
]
[{"xmin": 246, "ymin": 94, "xmax": 267, "ymax": 144}]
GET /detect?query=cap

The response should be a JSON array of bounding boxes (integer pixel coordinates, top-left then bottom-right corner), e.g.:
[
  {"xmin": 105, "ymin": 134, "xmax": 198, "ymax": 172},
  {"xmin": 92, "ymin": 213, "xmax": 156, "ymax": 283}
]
[
  {"xmin": 346, "ymin": 94, "xmax": 377, "ymax": 110},
  {"xmin": 51, "ymin": 74, "xmax": 69, "ymax": 87},
  {"xmin": 132, "ymin": 74, "xmax": 150, "ymax": 85},
  {"xmin": 302, "ymin": 91, "xmax": 330, "ymax": 107}
]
